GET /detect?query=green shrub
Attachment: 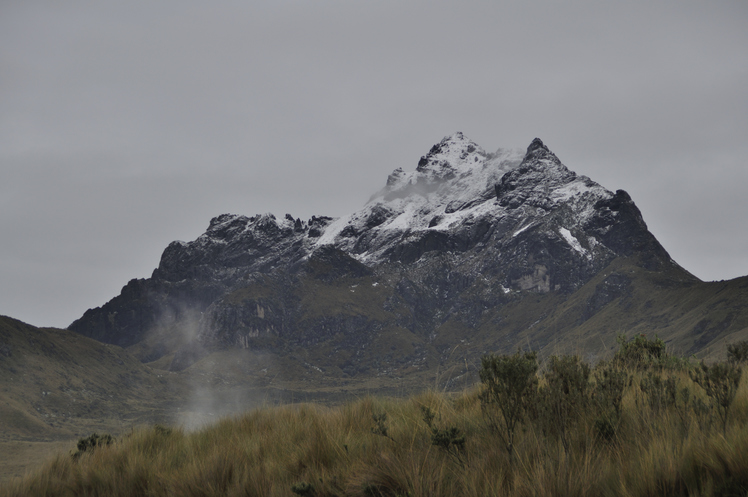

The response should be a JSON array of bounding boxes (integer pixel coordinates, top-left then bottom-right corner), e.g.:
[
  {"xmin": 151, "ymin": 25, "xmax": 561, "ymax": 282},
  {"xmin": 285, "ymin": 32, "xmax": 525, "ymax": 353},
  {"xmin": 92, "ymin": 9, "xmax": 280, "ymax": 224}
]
[
  {"xmin": 691, "ymin": 395, "xmax": 713, "ymax": 432},
  {"xmin": 594, "ymin": 417, "xmax": 617, "ymax": 444},
  {"xmin": 371, "ymin": 412, "xmax": 395, "ymax": 442},
  {"xmin": 291, "ymin": 481, "xmax": 315, "ymax": 496},
  {"xmin": 71, "ymin": 433, "xmax": 114, "ymax": 459},
  {"xmin": 535, "ymin": 355, "xmax": 590, "ymax": 453},
  {"xmin": 727, "ymin": 340, "xmax": 748, "ymax": 365},
  {"xmin": 689, "ymin": 361, "xmax": 742, "ymax": 434},
  {"xmin": 479, "ymin": 350, "xmax": 538, "ymax": 462},
  {"xmin": 613, "ymin": 334, "xmax": 666, "ymax": 369},
  {"xmin": 593, "ymin": 364, "xmax": 629, "ymax": 416},
  {"xmin": 592, "ymin": 363, "xmax": 629, "ymax": 444},
  {"xmin": 431, "ymin": 427, "xmax": 466, "ymax": 456},
  {"xmin": 639, "ymin": 371, "xmax": 674, "ymax": 414},
  {"xmin": 421, "ymin": 405, "xmax": 466, "ymax": 465}
]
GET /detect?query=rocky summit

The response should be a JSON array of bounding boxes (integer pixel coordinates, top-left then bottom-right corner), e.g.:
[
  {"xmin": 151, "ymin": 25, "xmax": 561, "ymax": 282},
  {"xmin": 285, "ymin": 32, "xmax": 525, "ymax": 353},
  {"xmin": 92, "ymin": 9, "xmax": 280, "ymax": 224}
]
[{"xmin": 68, "ymin": 134, "xmax": 748, "ymax": 382}]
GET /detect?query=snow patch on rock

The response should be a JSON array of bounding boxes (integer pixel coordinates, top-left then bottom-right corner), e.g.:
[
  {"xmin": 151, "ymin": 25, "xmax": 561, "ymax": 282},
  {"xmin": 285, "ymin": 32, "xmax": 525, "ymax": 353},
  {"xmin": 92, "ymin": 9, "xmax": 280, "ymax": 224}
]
[{"xmin": 559, "ymin": 227, "xmax": 590, "ymax": 259}]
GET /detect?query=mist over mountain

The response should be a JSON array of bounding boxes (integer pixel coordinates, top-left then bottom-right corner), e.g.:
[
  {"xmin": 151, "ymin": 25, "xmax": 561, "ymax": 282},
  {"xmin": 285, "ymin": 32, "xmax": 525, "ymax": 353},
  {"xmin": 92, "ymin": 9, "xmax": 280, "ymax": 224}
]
[{"xmin": 68, "ymin": 134, "xmax": 748, "ymax": 381}]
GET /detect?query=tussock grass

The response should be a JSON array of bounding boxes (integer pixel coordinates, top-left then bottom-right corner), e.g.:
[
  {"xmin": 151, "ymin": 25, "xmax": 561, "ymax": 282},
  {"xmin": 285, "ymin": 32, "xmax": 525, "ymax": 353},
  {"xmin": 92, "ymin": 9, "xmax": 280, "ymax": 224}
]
[{"xmin": 4, "ymin": 355, "xmax": 748, "ymax": 496}]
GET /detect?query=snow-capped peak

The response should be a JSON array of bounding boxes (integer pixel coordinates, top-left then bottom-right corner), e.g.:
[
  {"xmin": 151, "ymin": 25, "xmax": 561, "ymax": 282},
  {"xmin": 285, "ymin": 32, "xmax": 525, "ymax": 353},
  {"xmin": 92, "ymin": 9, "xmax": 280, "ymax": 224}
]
[
  {"xmin": 314, "ymin": 134, "xmax": 618, "ymax": 265},
  {"xmin": 416, "ymin": 132, "xmax": 487, "ymax": 172},
  {"xmin": 375, "ymin": 132, "xmax": 523, "ymax": 200},
  {"xmin": 379, "ymin": 132, "xmax": 491, "ymax": 196},
  {"xmin": 316, "ymin": 134, "xmax": 525, "ymax": 256},
  {"xmin": 159, "ymin": 134, "xmax": 624, "ymax": 286}
]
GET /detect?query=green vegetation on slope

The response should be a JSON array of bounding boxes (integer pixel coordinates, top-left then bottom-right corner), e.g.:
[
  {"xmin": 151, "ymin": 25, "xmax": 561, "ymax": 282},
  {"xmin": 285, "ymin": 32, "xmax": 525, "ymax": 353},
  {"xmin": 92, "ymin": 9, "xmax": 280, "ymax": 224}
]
[
  {"xmin": 5, "ymin": 338, "xmax": 748, "ymax": 497},
  {"xmin": 0, "ymin": 315, "xmax": 179, "ymax": 440}
]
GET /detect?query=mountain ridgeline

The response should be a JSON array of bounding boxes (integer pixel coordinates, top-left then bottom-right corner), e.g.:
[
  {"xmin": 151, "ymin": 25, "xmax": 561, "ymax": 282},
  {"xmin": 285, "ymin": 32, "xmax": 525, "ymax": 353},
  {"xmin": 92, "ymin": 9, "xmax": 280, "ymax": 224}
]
[{"xmin": 69, "ymin": 134, "xmax": 748, "ymax": 380}]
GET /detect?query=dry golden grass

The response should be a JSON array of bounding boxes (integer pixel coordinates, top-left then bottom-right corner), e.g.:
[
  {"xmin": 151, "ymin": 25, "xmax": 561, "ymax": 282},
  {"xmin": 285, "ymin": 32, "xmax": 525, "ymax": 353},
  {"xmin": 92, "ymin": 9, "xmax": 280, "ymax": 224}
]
[
  {"xmin": 3, "ymin": 367, "xmax": 748, "ymax": 497},
  {"xmin": 0, "ymin": 440, "xmax": 75, "ymax": 484}
]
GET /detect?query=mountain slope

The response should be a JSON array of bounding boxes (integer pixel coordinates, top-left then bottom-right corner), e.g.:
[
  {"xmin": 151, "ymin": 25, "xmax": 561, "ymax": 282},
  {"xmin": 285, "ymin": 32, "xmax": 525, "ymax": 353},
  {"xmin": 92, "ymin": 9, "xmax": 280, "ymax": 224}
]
[
  {"xmin": 68, "ymin": 134, "xmax": 748, "ymax": 380},
  {"xmin": 0, "ymin": 315, "xmax": 177, "ymax": 440}
]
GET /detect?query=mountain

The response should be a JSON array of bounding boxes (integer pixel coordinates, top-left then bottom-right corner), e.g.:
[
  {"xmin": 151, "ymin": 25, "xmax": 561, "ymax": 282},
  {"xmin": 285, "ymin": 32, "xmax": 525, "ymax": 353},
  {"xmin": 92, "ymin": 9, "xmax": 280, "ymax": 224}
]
[
  {"xmin": 68, "ymin": 134, "xmax": 748, "ymax": 383},
  {"xmin": 0, "ymin": 315, "xmax": 176, "ymax": 441}
]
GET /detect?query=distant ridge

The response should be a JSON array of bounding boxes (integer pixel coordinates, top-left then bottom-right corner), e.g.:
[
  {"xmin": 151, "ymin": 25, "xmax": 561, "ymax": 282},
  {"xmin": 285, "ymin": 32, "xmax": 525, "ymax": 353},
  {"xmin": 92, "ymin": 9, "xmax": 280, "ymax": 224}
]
[{"xmin": 0, "ymin": 315, "xmax": 173, "ymax": 440}]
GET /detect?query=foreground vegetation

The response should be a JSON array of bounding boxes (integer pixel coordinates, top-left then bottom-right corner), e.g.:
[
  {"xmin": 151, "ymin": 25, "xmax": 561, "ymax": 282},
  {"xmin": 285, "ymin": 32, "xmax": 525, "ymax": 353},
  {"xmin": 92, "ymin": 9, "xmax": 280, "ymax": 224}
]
[{"xmin": 4, "ymin": 336, "xmax": 748, "ymax": 497}]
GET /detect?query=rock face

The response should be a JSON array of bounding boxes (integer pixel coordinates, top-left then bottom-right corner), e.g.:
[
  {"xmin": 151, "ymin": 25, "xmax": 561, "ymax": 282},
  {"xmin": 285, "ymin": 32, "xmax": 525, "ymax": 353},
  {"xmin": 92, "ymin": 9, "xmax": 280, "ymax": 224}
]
[{"xmin": 70, "ymin": 133, "xmax": 711, "ymax": 374}]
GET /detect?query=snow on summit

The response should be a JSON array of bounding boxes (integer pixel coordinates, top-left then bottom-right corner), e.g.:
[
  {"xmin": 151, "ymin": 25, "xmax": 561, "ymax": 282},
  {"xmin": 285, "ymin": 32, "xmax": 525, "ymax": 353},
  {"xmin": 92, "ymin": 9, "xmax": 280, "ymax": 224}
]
[
  {"xmin": 182, "ymin": 133, "xmax": 618, "ymax": 272},
  {"xmin": 316, "ymin": 133, "xmax": 523, "ymax": 250},
  {"xmin": 316, "ymin": 133, "xmax": 612, "ymax": 263}
]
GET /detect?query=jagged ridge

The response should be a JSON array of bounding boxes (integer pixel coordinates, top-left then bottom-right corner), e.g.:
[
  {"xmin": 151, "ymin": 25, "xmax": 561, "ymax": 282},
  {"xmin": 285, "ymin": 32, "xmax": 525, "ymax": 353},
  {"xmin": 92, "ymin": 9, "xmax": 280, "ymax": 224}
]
[{"xmin": 69, "ymin": 133, "xmax": 706, "ymax": 376}]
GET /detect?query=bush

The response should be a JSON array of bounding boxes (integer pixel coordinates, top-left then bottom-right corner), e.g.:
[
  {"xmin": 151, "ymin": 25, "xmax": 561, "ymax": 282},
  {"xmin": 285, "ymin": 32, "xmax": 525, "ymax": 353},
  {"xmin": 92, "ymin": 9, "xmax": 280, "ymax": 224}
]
[
  {"xmin": 594, "ymin": 417, "xmax": 617, "ymax": 444},
  {"xmin": 371, "ymin": 412, "xmax": 395, "ymax": 442},
  {"xmin": 689, "ymin": 361, "xmax": 742, "ymax": 434},
  {"xmin": 727, "ymin": 340, "xmax": 748, "ymax": 365},
  {"xmin": 535, "ymin": 355, "xmax": 590, "ymax": 453},
  {"xmin": 421, "ymin": 406, "xmax": 466, "ymax": 463},
  {"xmin": 591, "ymin": 363, "xmax": 629, "ymax": 444},
  {"xmin": 71, "ymin": 433, "xmax": 114, "ymax": 459},
  {"xmin": 291, "ymin": 482, "xmax": 315, "ymax": 496},
  {"xmin": 479, "ymin": 350, "xmax": 538, "ymax": 462},
  {"xmin": 593, "ymin": 364, "xmax": 628, "ymax": 416},
  {"xmin": 639, "ymin": 371, "xmax": 675, "ymax": 414},
  {"xmin": 613, "ymin": 334, "xmax": 666, "ymax": 369}
]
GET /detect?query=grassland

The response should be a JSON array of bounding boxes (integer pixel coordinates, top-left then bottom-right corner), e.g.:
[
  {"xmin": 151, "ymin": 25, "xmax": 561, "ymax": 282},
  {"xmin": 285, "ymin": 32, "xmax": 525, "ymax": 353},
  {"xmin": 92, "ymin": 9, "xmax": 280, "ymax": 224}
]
[
  {"xmin": 0, "ymin": 314, "xmax": 437, "ymax": 485},
  {"xmin": 4, "ymin": 340, "xmax": 748, "ymax": 497}
]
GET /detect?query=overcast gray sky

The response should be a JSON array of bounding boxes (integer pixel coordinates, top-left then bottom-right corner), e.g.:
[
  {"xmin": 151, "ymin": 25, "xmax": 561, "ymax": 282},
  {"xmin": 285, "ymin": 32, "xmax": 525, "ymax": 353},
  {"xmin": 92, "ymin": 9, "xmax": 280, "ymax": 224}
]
[{"xmin": 2, "ymin": 1, "xmax": 747, "ymax": 328}]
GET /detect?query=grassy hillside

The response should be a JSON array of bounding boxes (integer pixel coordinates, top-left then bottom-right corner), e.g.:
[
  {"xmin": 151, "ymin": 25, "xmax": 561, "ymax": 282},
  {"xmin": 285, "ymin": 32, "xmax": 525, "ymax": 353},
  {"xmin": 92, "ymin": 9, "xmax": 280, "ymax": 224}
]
[
  {"xmin": 0, "ymin": 315, "xmax": 430, "ymax": 483},
  {"xmin": 434, "ymin": 256, "xmax": 748, "ymax": 374},
  {"xmin": 0, "ymin": 315, "xmax": 183, "ymax": 440},
  {"xmin": 4, "ymin": 341, "xmax": 748, "ymax": 496},
  {"xmin": 0, "ymin": 315, "xmax": 190, "ymax": 481}
]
